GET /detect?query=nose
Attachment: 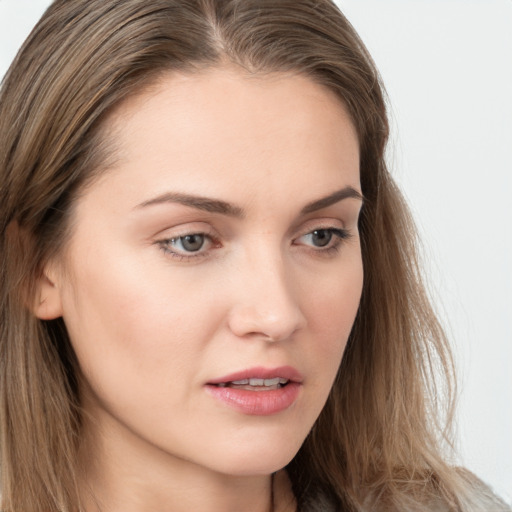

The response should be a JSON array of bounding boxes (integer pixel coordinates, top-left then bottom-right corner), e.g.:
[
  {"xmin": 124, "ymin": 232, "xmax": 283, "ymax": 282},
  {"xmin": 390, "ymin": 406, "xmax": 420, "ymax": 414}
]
[{"xmin": 227, "ymin": 250, "xmax": 306, "ymax": 342}]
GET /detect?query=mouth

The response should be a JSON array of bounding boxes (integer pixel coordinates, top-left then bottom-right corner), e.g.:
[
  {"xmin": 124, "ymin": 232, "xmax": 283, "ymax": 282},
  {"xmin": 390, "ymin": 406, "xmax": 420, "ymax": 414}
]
[{"xmin": 205, "ymin": 366, "xmax": 302, "ymax": 415}]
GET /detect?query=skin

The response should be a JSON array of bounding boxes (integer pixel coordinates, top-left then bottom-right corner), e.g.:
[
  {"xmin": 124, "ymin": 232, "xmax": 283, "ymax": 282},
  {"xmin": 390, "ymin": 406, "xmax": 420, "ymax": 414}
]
[{"xmin": 36, "ymin": 67, "xmax": 363, "ymax": 512}]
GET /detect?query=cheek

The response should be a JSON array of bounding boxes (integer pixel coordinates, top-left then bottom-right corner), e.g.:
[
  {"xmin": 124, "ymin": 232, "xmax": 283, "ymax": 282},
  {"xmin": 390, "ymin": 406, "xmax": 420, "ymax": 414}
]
[
  {"xmin": 301, "ymin": 255, "xmax": 363, "ymax": 383},
  {"xmin": 308, "ymin": 253, "xmax": 363, "ymax": 335},
  {"xmin": 58, "ymin": 253, "xmax": 178, "ymax": 382},
  {"xmin": 59, "ymin": 242, "xmax": 243, "ymax": 413},
  {"xmin": 59, "ymin": 261, "xmax": 219, "ymax": 447}
]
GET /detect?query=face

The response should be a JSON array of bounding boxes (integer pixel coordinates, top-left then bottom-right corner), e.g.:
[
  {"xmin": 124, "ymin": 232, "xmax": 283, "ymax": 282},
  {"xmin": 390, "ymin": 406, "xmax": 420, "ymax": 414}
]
[{"xmin": 45, "ymin": 68, "xmax": 363, "ymax": 478}]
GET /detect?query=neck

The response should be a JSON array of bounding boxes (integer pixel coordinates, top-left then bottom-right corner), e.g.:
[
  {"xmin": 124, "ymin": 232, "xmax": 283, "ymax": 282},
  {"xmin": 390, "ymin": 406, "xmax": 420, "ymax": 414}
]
[{"xmin": 80, "ymin": 470, "xmax": 274, "ymax": 512}]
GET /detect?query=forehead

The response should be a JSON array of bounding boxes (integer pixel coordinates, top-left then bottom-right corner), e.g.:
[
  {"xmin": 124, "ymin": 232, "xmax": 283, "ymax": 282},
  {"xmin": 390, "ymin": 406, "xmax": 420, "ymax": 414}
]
[{"xmin": 72, "ymin": 67, "xmax": 360, "ymax": 228}]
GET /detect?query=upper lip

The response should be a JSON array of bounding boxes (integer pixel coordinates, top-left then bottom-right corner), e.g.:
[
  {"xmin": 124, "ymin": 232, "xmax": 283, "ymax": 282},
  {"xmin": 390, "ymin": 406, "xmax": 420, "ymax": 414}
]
[{"xmin": 207, "ymin": 366, "xmax": 303, "ymax": 385}]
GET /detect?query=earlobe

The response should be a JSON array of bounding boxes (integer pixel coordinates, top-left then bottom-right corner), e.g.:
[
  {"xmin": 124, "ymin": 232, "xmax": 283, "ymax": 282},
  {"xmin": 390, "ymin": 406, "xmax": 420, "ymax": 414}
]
[{"xmin": 33, "ymin": 269, "xmax": 64, "ymax": 320}]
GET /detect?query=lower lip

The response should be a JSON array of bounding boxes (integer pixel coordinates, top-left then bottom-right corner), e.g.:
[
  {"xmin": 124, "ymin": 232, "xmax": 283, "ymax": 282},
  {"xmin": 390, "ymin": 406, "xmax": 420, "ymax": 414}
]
[{"xmin": 205, "ymin": 382, "xmax": 301, "ymax": 415}]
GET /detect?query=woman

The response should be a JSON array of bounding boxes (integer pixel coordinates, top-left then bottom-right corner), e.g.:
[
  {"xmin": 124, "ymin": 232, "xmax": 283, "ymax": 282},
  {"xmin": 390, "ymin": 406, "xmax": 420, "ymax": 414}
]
[{"xmin": 0, "ymin": 1, "xmax": 508, "ymax": 511}]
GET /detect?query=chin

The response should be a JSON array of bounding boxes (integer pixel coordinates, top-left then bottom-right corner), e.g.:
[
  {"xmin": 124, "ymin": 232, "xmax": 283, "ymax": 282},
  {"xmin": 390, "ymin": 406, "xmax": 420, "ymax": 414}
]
[{"xmin": 203, "ymin": 430, "xmax": 306, "ymax": 477}]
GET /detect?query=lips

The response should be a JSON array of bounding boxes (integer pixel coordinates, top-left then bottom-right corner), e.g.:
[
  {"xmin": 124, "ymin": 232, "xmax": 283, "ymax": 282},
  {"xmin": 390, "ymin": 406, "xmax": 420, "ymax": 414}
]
[{"xmin": 205, "ymin": 366, "xmax": 303, "ymax": 415}]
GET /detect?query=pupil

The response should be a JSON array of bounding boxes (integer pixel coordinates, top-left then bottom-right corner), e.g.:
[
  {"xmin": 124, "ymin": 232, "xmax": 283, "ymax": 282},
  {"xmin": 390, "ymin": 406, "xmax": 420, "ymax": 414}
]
[
  {"xmin": 312, "ymin": 230, "xmax": 332, "ymax": 247},
  {"xmin": 181, "ymin": 234, "xmax": 204, "ymax": 252}
]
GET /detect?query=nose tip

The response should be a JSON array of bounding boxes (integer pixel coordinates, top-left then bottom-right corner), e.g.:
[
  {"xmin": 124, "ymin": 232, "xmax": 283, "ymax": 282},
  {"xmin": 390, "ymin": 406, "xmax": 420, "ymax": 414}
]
[
  {"xmin": 227, "ymin": 267, "xmax": 306, "ymax": 342},
  {"xmin": 228, "ymin": 303, "xmax": 305, "ymax": 342}
]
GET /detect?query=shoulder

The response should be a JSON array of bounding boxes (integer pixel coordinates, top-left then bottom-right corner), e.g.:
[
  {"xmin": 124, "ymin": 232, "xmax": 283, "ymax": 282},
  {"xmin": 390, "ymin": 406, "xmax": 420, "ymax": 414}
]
[
  {"xmin": 298, "ymin": 469, "xmax": 511, "ymax": 512},
  {"xmin": 456, "ymin": 467, "xmax": 511, "ymax": 512},
  {"xmin": 293, "ymin": 467, "xmax": 511, "ymax": 512}
]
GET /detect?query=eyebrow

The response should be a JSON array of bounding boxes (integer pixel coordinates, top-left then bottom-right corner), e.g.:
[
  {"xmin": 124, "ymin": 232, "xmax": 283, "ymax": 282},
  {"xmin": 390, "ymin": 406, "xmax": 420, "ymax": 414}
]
[
  {"xmin": 135, "ymin": 186, "xmax": 363, "ymax": 217},
  {"xmin": 300, "ymin": 186, "xmax": 363, "ymax": 214},
  {"xmin": 136, "ymin": 192, "xmax": 245, "ymax": 218}
]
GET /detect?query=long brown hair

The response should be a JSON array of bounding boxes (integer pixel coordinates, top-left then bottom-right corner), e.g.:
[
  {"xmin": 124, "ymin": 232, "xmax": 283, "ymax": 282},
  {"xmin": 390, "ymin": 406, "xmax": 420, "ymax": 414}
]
[{"xmin": 0, "ymin": 1, "xmax": 500, "ymax": 510}]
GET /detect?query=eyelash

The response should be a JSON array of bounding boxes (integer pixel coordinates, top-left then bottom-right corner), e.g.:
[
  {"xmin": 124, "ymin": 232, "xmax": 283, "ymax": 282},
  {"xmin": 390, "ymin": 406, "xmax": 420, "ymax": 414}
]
[
  {"xmin": 157, "ymin": 230, "xmax": 219, "ymax": 261},
  {"xmin": 295, "ymin": 228, "xmax": 351, "ymax": 257},
  {"xmin": 156, "ymin": 227, "xmax": 351, "ymax": 262}
]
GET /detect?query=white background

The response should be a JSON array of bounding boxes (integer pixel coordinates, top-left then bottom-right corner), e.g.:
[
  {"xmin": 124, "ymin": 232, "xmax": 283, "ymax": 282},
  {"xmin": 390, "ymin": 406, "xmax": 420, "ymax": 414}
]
[{"xmin": 1, "ymin": 0, "xmax": 510, "ymax": 504}]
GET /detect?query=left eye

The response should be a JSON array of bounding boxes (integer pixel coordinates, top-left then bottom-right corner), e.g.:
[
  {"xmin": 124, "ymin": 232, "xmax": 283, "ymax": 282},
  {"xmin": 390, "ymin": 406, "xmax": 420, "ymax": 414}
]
[
  {"xmin": 297, "ymin": 228, "xmax": 348, "ymax": 248},
  {"xmin": 175, "ymin": 234, "xmax": 206, "ymax": 252},
  {"xmin": 161, "ymin": 233, "xmax": 211, "ymax": 255}
]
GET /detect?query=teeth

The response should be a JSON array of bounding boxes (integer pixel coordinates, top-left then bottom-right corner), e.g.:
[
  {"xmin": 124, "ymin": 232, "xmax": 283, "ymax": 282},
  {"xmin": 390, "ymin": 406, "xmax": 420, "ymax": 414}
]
[
  {"xmin": 222, "ymin": 377, "xmax": 290, "ymax": 387},
  {"xmin": 231, "ymin": 379, "xmax": 250, "ymax": 385}
]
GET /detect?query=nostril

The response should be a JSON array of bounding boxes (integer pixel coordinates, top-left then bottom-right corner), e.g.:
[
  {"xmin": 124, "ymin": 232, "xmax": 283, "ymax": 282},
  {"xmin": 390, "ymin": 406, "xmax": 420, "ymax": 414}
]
[
  {"xmin": 226, "ymin": 264, "xmax": 306, "ymax": 340},
  {"xmin": 227, "ymin": 304, "xmax": 305, "ymax": 342}
]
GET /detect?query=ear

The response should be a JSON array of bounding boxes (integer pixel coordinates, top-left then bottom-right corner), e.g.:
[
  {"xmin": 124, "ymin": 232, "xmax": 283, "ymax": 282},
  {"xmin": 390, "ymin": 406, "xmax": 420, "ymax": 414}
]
[{"xmin": 33, "ymin": 265, "xmax": 64, "ymax": 320}]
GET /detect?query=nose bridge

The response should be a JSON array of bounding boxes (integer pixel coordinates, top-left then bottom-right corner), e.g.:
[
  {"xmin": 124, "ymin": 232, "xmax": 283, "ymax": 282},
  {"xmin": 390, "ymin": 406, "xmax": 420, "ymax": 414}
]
[{"xmin": 227, "ymin": 241, "xmax": 306, "ymax": 341}]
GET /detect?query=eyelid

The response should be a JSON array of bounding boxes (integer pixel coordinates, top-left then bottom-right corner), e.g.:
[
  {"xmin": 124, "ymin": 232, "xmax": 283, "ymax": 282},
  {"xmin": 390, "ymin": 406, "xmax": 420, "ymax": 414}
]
[
  {"xmin": 293, "ymin": 217, "xmax": 346, "ymax": 237},
  {"xmin": 294, "ymin": 227, "xmax": 350, "ymax": 245}
]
